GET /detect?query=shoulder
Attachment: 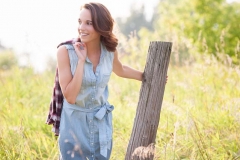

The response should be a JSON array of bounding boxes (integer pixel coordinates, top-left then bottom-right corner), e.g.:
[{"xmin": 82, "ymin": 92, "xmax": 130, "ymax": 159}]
[
  {"xmin": 57, "ymin": 45, "xmax": 69, "ymax": 62},
  {"xmin": 101, "ymin": 43, "xmax": 115, "ymax": 60},
  {"xmin": 57, "ymin": 44, "xmax": 70, "ymax": 55}
]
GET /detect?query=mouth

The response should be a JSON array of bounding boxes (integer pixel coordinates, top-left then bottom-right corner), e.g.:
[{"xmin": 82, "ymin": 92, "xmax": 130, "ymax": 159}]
[{"xmin": 80, "ymin": 33, "xmax": 89, "ymax": 36}]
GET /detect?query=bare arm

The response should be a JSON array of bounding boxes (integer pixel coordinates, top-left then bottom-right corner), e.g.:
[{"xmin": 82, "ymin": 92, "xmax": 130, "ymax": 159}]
[
  {"xmin": 57, "ymin": 43, "xmax": 86, "ymax": 104},
  {"xmin": 113, "ymin": 50, "xmax": 143, "ymax": 81}
]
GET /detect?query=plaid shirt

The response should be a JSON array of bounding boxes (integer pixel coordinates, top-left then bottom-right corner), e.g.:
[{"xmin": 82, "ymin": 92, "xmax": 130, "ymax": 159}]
[{"xmin": 46, "ymin": 38, "xmax": 80, "ymax": 136}]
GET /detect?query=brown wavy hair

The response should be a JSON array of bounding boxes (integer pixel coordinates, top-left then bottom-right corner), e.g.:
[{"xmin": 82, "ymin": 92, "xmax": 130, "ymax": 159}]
[{"xmin": 81, "ymin": 2, "xmax": 118, "ymax": 52}]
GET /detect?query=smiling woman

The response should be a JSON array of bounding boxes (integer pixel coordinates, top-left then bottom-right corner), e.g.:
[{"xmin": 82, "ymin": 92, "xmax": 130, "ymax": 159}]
[
  {"xmin": 52, "ymin": 2, "xmax": 143, "ymax": 160},
  {"xmin": 78, "ymin": 3, "xmax": 118, "ymax": 52}
]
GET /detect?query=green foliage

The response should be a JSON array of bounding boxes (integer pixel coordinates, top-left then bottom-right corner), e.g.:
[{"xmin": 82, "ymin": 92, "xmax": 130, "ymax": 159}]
[
  {"xmin": 0, "ymin": 50, "xmax": 18, "ymax": 70},
  {"xmin": 153, "ymin": 0, "xmax": 240, "ymax": 63},
  {"xmin": 0, "ymin": 67, "xmax": 57, "ymax": 159},
  {"xmin": 0, "ymin": 36, "xmax": 240, "ymax": 159}
]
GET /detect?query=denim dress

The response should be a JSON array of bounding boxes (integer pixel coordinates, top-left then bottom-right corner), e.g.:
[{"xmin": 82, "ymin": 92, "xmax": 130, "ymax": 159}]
[{"xmin": 59, "ymin": 44, "xmax": 114, "ymax": 160}]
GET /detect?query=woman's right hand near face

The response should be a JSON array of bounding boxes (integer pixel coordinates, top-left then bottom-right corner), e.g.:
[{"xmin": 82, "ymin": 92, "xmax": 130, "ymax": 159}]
[{"xmin": 73, "ymin": 42, "xmax": 87, "ymax": 62}]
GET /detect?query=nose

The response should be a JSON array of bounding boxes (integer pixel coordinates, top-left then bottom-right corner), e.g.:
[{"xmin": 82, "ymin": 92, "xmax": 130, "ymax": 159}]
[{"xmin": 78, "ymin": 23, "xmax": 85, "ymax": 31}]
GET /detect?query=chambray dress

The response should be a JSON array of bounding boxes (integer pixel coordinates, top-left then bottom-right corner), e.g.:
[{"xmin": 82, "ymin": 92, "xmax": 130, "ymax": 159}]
[{"xmin": 59, "ymin": 44, "xmax": 114, "ymax": 160}]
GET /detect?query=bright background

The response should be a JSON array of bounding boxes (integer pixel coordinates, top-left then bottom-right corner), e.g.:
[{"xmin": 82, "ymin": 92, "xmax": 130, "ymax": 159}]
[
  {"xmin": 0, "ymin": 0, "xmax": 237, "ymax": 71},
  {"xmin": 0, "ymin": 0, "xmax": 158, "ymax": 72}
]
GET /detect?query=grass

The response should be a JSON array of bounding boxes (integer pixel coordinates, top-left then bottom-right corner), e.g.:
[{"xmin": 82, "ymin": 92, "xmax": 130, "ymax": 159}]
[{"xmin": 0, "ymin": 50, "xmax": 240, "ymax": 159}]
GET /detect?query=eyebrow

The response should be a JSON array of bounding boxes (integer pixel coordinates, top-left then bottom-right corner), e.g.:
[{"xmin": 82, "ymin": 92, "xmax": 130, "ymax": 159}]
[{"xmin": 78, "ymin": 18, "xmax": 92, "ymax": 22}]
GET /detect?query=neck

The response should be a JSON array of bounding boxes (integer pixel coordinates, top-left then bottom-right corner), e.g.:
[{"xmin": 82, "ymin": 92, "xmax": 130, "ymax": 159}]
[{"xmin": 85, "ymin": 40, "xmax": 101, "ymax": 56}]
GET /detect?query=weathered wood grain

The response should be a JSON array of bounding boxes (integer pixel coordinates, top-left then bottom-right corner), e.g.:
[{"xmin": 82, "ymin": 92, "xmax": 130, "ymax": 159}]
[{"xmin": 125, "ymin": 41, "xmax": 172, "ymax": 160}]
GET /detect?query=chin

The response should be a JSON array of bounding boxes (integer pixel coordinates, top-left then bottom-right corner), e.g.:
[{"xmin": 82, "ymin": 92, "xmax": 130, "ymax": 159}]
[
  {"xmin": 80, "ymin": 38, "xmax": 89, "ymax": 43},
  {"xmin": 80, "ymin": 39, "xmax": 87, "ymax": 43}
]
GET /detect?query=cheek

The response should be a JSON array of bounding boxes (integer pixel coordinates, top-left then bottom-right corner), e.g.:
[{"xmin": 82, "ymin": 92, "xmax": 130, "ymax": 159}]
[
  {"xmin": 90, "ymin": 28, "xmax": 99, "ymax": 36},
  {"xmin": 88, "ymin": 26, "xmax": 96, "ymax": 32}
]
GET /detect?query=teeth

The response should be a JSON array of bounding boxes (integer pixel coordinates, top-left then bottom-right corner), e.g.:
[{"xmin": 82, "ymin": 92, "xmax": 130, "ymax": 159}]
[{"xmin": 81, "ymin": 33, "xmax": 88, "ymax": 36}]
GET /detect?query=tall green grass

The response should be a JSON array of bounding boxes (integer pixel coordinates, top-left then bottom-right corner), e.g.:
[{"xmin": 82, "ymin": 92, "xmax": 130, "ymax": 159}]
[{"xmin": 0, "ymin": 47, "xmax": 239, "ymax": 159}]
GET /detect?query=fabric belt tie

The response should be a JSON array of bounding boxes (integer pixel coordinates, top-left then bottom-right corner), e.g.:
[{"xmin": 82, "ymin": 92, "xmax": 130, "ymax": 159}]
[{"xmin": 94, "ymin": 104, "xmax": 114, "ymax": 158}]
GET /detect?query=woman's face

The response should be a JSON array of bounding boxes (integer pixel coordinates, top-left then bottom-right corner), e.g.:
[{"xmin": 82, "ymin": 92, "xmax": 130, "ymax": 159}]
[{"xmin": 78, "ymin": 8, "xmax": 100, "ymax": 43}]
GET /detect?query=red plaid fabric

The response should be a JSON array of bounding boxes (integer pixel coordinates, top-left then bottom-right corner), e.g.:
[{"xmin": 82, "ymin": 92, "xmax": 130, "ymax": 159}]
[
  {"xmin": 46, "ymin": 68, "xmax": 63, "ymax": 136},
  {"xmin": 46, "ymin": 38, "xmax": 80, "ymax": 136}
]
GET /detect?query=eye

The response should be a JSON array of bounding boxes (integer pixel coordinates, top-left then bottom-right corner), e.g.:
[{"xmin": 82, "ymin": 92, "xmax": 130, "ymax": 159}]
[
  {"xmin": 87, "ymin": 21, "xmax": 93, "ymax": 25},
  {"xmin": 78, "ymin": 20, "xmax": 82, "ymax": 24}
]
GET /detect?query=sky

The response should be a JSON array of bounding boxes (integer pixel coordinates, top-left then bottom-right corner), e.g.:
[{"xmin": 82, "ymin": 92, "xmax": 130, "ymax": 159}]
[
  {"xmin": 0, "ymin": 0, "xmax": 238, "ymax": 72},
  {"xmin": 0, "ymin": 0, "xmax": 158, "ymax": 72}
]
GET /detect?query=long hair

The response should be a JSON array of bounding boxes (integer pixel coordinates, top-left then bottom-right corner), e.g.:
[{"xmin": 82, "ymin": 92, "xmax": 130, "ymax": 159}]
[{"xmin": 81, "ymin": 2, "xmax": 118, "ymax": 52}]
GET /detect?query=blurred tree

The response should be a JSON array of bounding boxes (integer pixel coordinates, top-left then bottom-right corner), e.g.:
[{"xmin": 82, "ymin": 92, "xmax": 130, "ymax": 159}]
[
  {"xmin": 116, "ymin": 4, "xmax": 154, "ymax": 37},
  {"xmin": 153, "ymin": 0, "xmax": 240, "ymax": 63},
  {"xmin": 0, "ymin": 50, "xmax": 18, "ymax": 70}
]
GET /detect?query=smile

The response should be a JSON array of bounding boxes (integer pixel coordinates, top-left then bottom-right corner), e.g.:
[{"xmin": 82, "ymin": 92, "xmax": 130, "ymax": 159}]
[{"xmin": 80, "ymin": 33, "xmax": 88, "ymax": 36}]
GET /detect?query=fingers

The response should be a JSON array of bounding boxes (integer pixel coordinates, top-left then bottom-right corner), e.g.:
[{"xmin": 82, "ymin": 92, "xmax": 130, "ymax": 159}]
[
  {"xmin": 80, "ymin": 45, "xmax": 84, "ymax": 50},
  {"xmin": 73, "ymin": 42, "xmax": 86, "ymax": 51},
  {"xmin": 80, "ymin": 43, "xmax": 86, "ymax": 50},
  {"xmin": 73, "ymin": 42, "xmax": 87, "ymax": 61}
]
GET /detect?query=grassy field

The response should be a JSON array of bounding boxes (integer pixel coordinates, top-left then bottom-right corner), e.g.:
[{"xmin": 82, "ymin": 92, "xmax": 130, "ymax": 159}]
[{"xmin": 0, "ymin": 49, "xmax": 240, "ymax": 159}]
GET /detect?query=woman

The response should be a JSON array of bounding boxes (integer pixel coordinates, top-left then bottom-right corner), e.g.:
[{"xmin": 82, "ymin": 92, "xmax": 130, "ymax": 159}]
[{"xmin": 57, "ymin": 2, "xmax": 143, "ymax": 160}]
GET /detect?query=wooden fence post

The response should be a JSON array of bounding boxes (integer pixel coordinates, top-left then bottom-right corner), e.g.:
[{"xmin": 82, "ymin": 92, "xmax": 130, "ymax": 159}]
[{"xmin": 125, "ymin": 41, "xmax": 172, "ymax": 160}]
